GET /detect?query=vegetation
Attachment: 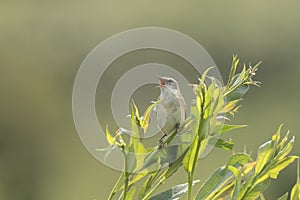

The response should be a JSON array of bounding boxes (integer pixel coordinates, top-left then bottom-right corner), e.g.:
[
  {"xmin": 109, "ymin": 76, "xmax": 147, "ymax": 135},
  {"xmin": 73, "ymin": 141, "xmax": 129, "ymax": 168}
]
[{"xmin": 100, "ymin": 56, "xmax": 299, "ymax": 200}]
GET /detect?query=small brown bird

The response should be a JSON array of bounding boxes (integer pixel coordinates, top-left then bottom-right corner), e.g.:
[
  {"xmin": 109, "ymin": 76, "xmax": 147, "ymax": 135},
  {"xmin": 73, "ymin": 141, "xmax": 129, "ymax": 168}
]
[{"xmin": 155, "ymin": 76, "xmax": 186, "ymax": 163}]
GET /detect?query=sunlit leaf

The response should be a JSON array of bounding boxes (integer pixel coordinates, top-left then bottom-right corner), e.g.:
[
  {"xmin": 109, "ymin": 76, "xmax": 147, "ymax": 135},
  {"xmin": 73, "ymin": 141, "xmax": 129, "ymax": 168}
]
[
  {"xmin": 227, "ymin": 153, "xmax": 253, "ymax": 167},
  {"xmin": 141, "ymin": 99, "xmax": 162, "ymax": 133},
  {"xmin": 291, "ymin": 183, "xmax": 300, "ymax": 200},
  {"xmin": 195, "ymin": 166, "xmax": 233, "ymax": 200},
  {"xmin": 105, "ymin": 125, "xmax": 115, "ymax": 145},
  {"xmin": 117, "ymin": 169, "xmax": 149, "ymax": 192},
  {"xmin": 200, "ymin": 66, "xmax": 215, "ymax": 84},
  {"xmin": 130, "ymin": 102, "xmax": 140, "ymax": 140},
  {"xmin": 228, "ymin": 165, "xmax": 241, "ymax": 200},
  {"xmin": 126, "ymin": 186, "xmax": 136, "ymax": 200},
  {"xmin": 277, "ymin": 193, "xmax": 289, "ymax": 200},
  {"xmin": 269, "ymin": 156, "xmax": 297, "ymax": 179},
  {"xmin": 244, "ymin": 179, "xmax": 270, "ymax": 200},
  {"xmin": 221, "ymin": 99, "xmax": 239, "ymax": 113},
  {"xmin": 215, "ymin": 138, "xmax": 234, "ymax": 151},
  {"xmin": 213, "ymin": 124, "xmax": 247, "ymax": 136},
  {"xmin": 255, "ymin": 140, "xmax": 273, "ymax": 174},
  {"xmin": 228, "ymin": 55, "xmax": 239, "ymax": 85},
  {"xmin": 272, "ymin": 124, "xmax": 283, "ymax": 144},
  {"xmin": 183, "ymin": 137, "xmax": 199, "ymax": 173},
  {"xmin": 277, "ymin": 136, "xmax": 295, "ymax": 160},
  {"xmin": 138, "ymin": 169, "xmax": 161, "ymax": 199}
]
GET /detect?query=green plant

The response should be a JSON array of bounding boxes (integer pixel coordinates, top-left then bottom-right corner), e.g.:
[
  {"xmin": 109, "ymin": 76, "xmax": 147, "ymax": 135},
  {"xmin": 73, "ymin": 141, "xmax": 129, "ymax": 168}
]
[{"xmin": 100, "ymin": 56, "xmax": 299, "ymax": 200}]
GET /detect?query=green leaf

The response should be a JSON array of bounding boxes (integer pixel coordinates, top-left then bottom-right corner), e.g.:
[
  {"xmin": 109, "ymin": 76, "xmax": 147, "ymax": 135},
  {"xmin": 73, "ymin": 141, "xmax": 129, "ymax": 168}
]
[
  {"xmin": 254, "ymin": 156, "xmax": 297, "ymax": 187},
  {"xmin": 130, "ymin": 169, "xmax": 148, "ymax": 187},
  {"xmin": 135, "ymin": 143, "xmax": 147, "ymax": 170},
  {"xmin": 141, "ymin": 99, "xmax": 161, "ymax": 133},
  {"xmin": 165, "ymin": 148, "xmax": 187, "ymax": 179},
  {"xmin": 238, "ymin": 170, "xmax": 255, "ymax": 200},
  {"xmin": 228, "ymin": 166, "xmax": 241, "ymax": 200},
  {"xmin": 277, "ymin": 136, "xmax": 295, "ymax": 160},
  {"xmin": 255, "ymin": 140, "xmax": 273, "ymax": 174},
  {"xmin": 215, "ymin": 138, "xmax": 234, "ymax": 151},
  {"xmin": 138, "ymin": 170, "xmax": 161, "ymax": 199},
  {"xmin": 126, "ymin": 186, "xmax": 136, "ymax": 200},
  {"xmin": 221, "ymin": 99, "xmax": 240, "ymax": 113},
  {"xmin": 105, "ymin": 125, "xmax": 115, "ymax": 145},
  {"xmin": 272, "ymin": 124, "xmax": 283, "ymax": 144},
  {"xmin": 291, "ymin": 158, "xmax": 300, "ymax": 200},
  {"xmin": 195, "ymin": 166, "xmax": 233, "ymax": 200},
  {"xmin": 227, "ymin": 153, "xmax": 253, "ymax": 167},
  {"xmin": 277, "ymin": 193, "xmax": 289, "ymax": 200},
  {"xmin": 291, "ymin": 183, "xmax": 300, "ymax": 200},
  {"xmin": 278, "ymin": 131, "xmax": 290, "ymax": 150},
  {"xmin": 200, "ymin": 66, "xmax": 215, "ymax": 84},
  {"xmin": 130, "ymin": 102, "xmax": 140, "ymax": 140},
  {"xmin": 149, "ymin": 181, "xmax": 200, "ymax": 200},
  {"xmin": 228, "ymin": 55, "xmax": 239, "ymax": 85},
  {"xmin": 269, "ymin": 156, "xmax": 298, "ymax": 179},
  {"xmin": 260, "ymin": 194, "xmax": 266, "ymax": 200},
  {"xmin": 182, "ymin": 137, "xmax": 199, "ymax": 173},
  {"xmin": 244, "ymin": 179, "xmax": 270, "ymax": 200},
  {"xmin": 225, "ymin": 84, "xmax": 249, "ymax": 102},
  {"xmin": 221, "ymin": 124, "xmax": 247, "ymax": 135}
]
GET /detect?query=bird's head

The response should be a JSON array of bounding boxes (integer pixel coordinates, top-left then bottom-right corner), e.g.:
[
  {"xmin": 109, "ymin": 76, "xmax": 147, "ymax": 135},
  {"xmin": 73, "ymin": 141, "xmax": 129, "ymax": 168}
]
[{"xmin": 157, "ymin": 76, "xmax": 179, "ymax": 91}]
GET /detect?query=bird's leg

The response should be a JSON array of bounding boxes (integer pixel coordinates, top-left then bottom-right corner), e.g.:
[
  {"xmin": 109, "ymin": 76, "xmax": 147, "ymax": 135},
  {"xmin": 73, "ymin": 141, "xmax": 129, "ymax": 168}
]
[
  {"xmin": 158, "ymin": 133, "xmax": 167, "ymax": 150},
  {"xmin": 175, "ymin": 123, "xmax": 180, "ymax": 131},
  {"xmin": 158, "ymin": 123, "xmax": 180, "ymax": 150}
]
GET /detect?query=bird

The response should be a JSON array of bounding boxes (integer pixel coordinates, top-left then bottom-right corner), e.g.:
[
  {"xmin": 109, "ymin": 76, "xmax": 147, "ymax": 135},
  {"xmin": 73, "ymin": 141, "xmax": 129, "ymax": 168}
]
[{"xmin": 154, "ymin": 76, "xmax": 186, "ymax": 164}]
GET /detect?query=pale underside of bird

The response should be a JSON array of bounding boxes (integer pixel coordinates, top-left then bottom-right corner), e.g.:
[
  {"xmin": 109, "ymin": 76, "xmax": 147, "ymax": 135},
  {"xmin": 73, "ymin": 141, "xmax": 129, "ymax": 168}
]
[{"xmin": 153, "ymin": 76, "xmax": 187, "ymax": 164}]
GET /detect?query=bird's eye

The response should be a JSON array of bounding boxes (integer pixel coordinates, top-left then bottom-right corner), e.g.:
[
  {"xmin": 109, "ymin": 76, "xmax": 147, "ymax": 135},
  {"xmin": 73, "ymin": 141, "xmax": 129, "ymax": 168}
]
[{"xmin": 167, "ymin": 79, "xmax": 173, "ymax": 83}]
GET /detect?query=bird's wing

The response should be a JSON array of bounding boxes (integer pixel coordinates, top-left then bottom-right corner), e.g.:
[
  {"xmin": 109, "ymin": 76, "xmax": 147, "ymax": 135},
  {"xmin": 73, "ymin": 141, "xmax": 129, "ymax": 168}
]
[
  {"xmin": 176, "ymin": 94, "xmax": 187, "ymax": 124},
  {"xmin": 155, "ymin": 104, "xmax": 167, "ymax": 130}
]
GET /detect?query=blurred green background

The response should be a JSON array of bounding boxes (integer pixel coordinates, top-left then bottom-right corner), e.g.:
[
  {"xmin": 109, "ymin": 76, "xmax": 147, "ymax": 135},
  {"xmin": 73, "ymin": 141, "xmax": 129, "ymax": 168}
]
[{"xmin": 1, "ymin": 1, "xmax": 299, "ymax": 200}]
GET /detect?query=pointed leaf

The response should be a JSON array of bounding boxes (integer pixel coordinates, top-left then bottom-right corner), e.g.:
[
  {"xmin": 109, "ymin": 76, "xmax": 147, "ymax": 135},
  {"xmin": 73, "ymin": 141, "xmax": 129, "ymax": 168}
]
[
  {"xmin": 200, "ymin": 66, "xmax": 215, "ymax": 83},
  {"xmin": 227, "ymin": 166, "xmax": 241, "ymax": 200},
  {"xmin": 215, "ymin": 138, "xmax": 234, "ymax": 151},
  {"xmin": 255, "ymin": 140, "xmax": 273, "ymax": 174},
  {"xmin": 277, "ymin": 193, "xmax": 289, "ymax": 200},
  {"xmin": 245, "ymin": 179, "xmax": 270, "ymax": 200},
  {"xmin": 183, "ymin": 137, "xmax": 199, "ymax": 173},
  {"xmin": 195, "ymin": 166, "xmax": 233, "ymax": 200},
  {"xmin": 142, "ymin": 99, "xmax": 161, "ymax": 133},
  {"xmin": 291, "ymin": 183, "xmax": 300, "ymax": 200},
  {"xmin": 272, "ymin": 124, "xmax": 283, "ymax": 144},
  {"xmin": 227, "ymin": 153, "xmax": 253, "ymax": 167},
  {"xmin": 277, "ymin": 136, "xmax": 295, "ymax": 160},
  {"xmin": 219, "ymin": 124, "xmax": 247, "ymax": 135},
  {"xmin": 226, "ymin": 84, "xmax": 249, "ymax": 102},
  {"xmin": 269, "ymin": 156, "xmax": 297, "ymax": 179},
  {"xmin": 126, "ymin": 186, "xmax": 136, "ymax": 200},
  {"xmin": 105, "ymin": 125, "xmax": 115, "ymax": 145}
]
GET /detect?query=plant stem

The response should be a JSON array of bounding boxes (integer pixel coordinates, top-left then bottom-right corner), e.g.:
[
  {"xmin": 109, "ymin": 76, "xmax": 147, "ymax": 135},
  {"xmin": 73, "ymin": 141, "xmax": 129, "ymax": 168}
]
[
  {"xmin": 122, "ymin": 152, "xmax": 129, "ymax": 200},
  {"xmin": 187, "ymin": 86, "xmax": 206, "ymax": 200},
  {"xmin": 123, "ymin": 172, "xmax": 129, "ymax": 200},
  {"xmin": 141, "ymin": 177, "xmax": 166, "ymax": 200},
  {"xmin": 108, "ymin": 173, "xmax": 124, "ymax": 200},
  {"xmin": 187, "ymin": 172, "xmax": 193, "ymax": 200},
  {"xmin": 187, "ymin": 137, "xmax": 200, "ymax": 200}
]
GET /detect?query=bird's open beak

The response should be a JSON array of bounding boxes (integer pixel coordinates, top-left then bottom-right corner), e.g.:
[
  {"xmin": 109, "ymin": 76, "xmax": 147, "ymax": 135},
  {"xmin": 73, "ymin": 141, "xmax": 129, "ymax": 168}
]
[{"xmin": 157, "ymin": 76, "xmax": 166, "ymax": 88}]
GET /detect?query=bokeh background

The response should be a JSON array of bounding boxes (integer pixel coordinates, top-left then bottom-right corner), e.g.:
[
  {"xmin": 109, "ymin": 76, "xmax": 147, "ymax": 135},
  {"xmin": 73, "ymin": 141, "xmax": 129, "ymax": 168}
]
[{"xmin": 1, "ymin": 1, "xmax": 299, "ymax": 200}]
